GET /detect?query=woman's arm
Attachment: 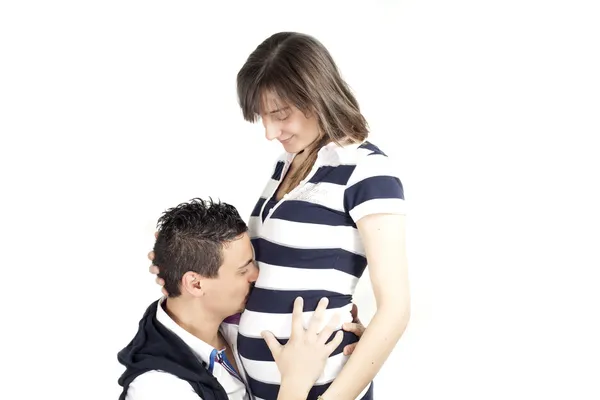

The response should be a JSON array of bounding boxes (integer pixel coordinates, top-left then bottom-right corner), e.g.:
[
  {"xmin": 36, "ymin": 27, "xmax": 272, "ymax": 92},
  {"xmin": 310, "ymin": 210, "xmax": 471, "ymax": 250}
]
[{"xmin": 321, "ymin": 213, "xmax": 411, "ymax": 399}]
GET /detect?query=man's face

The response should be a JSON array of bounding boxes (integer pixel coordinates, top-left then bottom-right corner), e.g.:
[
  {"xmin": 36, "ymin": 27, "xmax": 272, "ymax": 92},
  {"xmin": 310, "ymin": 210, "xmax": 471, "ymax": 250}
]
[{"xmin": 202, "ymin": 233, "xmax": 258, "ymax": 317}]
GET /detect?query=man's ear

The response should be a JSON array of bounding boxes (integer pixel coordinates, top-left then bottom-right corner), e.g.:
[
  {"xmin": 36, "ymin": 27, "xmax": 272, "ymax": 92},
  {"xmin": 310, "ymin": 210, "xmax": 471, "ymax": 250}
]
[{"xmin": 181, "ymin": 271, "xmax": 205, "ymax": 297}]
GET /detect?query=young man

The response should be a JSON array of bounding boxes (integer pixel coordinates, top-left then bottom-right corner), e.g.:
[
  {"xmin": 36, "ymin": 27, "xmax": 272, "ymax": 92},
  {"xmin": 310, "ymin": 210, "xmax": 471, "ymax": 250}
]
[{"xmin": 117, "ymin": 198, "xmax": 361, "ymax": 400}]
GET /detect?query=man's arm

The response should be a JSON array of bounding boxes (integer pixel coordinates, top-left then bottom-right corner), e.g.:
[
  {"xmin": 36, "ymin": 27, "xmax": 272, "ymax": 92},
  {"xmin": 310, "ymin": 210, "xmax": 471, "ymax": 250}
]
[{"xmin": 262, "ymin": 297, "xmax": 344, "ymax": 400}]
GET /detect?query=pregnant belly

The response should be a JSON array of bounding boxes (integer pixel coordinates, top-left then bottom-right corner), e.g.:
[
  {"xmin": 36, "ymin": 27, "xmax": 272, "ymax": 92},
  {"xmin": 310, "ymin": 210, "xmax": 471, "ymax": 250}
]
[
  {"xmin": 236, "ymin": 288, "xmax": 361, "ymax": 400},
  {"xmin": 237, "ymin": 287, "xmax": 356, "ymax": 362}
]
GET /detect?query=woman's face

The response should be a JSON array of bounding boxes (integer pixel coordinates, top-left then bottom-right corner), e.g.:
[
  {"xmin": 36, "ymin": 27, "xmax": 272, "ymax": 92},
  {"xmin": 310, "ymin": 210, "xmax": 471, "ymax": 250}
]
[{"xmin": 259, "ymin": 91, "xmax": 321, "ymax": 154}]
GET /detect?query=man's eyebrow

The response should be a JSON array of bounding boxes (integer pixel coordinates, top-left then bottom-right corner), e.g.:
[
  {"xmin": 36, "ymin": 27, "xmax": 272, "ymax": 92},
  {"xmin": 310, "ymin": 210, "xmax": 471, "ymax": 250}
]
[{"xmin": 237, "ymin": 258, "xmax": 254, "ymax": 269}]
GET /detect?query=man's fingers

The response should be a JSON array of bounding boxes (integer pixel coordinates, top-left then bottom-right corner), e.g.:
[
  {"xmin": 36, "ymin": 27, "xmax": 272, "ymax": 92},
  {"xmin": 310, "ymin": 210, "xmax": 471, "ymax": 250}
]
[
  {"xmin": 154, "ymin": 231, "xmax": 159, "ymax": 239},
  {"xmin": 318, "ymin": 311, "xmax": 341, "ymax": 345},
  {"xmin": 343, "ymin": 342, "xmax": 357, "ymax": 356},
  {"xmin": 307, "ymin": 297, "xmax": 329, "ymax": 337},
  {"xmin": 325, "ymin": 330, "xmax": 344, "ymax": 354},
  {"xmin": 149, "ymin": 264, "xmax": 159, "ymax": 274},
  {"xmin": 148, "ymin": 251, "xmax": 155, "ymax": 262},
  {"xmin": 261, "ymin": 331, "xmax": 281, "ymax": 359},
  {"xmin": 290, "ymin": 297, "xmax": 305, "ymax": 339}
]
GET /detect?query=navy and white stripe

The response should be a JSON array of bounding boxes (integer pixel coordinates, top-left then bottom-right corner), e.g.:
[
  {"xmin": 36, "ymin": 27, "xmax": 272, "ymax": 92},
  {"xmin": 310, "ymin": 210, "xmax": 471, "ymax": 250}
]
[{"xmin": 238, "ymin": 141, "xmax": 405, "ymax": 400}]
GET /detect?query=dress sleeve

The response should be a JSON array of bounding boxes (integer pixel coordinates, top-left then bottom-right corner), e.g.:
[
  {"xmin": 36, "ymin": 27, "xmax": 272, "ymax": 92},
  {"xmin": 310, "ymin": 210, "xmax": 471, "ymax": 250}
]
[{"xmin": 343, "ymin": 154, "xmax": 406, "ymax": 223}]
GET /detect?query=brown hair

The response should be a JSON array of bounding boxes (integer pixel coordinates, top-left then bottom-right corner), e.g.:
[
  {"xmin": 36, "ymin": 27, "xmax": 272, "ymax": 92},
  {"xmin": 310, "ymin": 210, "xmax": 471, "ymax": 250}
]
[{"xmin": 237, "ymin": 32, "xmax": 369, "ymax": 194}]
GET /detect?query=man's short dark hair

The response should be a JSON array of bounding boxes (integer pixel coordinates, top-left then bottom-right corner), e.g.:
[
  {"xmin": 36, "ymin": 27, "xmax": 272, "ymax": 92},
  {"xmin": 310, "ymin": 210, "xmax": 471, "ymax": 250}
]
[{"xmin": 153, "ymin": 198, "xmax": 248, "ymax": 297}]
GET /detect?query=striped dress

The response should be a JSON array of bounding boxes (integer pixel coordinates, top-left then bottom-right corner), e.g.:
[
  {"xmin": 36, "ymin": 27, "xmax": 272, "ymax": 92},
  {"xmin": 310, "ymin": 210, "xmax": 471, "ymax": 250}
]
[{"xmin": 237, "ymin": 141, "xmax": 406, "ymax": 400}]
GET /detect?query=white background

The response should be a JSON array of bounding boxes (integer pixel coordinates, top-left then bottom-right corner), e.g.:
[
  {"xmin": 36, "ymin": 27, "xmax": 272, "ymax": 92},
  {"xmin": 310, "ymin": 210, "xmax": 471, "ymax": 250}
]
[{"xmin": 1, "ymin": 1, "xmax": 599, "ymax": 399}]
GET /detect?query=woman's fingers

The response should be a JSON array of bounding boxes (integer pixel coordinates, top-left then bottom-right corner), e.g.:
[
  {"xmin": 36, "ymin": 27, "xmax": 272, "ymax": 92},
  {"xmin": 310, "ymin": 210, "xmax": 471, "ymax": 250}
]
[{"xmin": 342, "ymin": 322, "xmax": 365, "ymax": 337}]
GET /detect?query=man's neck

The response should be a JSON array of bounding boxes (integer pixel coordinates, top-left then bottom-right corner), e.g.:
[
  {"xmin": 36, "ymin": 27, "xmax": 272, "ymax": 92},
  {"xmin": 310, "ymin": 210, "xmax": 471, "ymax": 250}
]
[{"xmin": 163, "ymin": 297, "xmax": 225, "ymax": 349}]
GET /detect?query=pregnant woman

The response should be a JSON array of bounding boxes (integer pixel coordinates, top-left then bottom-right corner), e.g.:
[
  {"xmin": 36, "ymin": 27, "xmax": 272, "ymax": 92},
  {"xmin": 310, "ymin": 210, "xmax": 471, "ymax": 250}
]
[{"xmin": 151, "ymin": 32, "xmax": 410, "ymax": 400}]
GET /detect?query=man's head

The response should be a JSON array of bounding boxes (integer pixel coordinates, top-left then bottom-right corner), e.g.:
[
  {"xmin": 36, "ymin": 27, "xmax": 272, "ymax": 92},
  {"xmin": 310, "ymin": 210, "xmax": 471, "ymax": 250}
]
[{"xmin": 153, "ymin": 198, "xmax": 258, "ymax": 317}]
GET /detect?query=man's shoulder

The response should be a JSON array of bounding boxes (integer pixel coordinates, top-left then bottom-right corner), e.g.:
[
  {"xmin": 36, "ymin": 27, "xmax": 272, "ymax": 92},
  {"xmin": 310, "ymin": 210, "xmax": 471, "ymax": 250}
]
[{"xmin": 126, "ymin": 370, "xmax": 200, "ymax": 400}]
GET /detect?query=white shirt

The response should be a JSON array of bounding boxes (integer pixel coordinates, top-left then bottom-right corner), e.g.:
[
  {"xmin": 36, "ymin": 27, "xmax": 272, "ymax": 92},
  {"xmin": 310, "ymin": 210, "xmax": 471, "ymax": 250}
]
[{"xmin": 125, "ymin": 298, "xmax": 250, "ymax": 400}]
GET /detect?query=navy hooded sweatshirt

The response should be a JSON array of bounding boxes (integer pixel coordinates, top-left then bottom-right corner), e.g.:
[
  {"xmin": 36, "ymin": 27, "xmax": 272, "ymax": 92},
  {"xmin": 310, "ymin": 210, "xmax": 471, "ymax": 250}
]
[{"xmin": 117, "ymin": 300, "xmax": 230, "ymax": 400}]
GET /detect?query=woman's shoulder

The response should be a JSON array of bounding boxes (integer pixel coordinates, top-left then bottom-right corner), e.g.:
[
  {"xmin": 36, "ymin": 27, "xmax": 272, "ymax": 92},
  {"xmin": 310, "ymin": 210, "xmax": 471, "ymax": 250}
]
[
  {"xmin": 325, "ymin": 140, "xmax": 394, "ymax": 166},
  {"xmin": 355, "ymin": 141, "xmax": 390, "ymax": 157},
  {"xmin": 335, "ymin": 140, "xmax": 403, "ymax": 184}
]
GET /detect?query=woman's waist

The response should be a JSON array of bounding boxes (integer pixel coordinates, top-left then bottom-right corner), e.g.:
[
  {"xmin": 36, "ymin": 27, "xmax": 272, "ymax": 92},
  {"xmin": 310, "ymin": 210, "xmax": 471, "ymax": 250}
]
[
  {"xmin": 244, "ymin": 287, "xmax": 353, "ymax": 321},
  {"xmin": 239, "ymin": 294, "xmax": 354, "ymax": 338},
  {"xmin": 240, "ymin": 341, "xmax": 362, "ymax": 400},
  {"xmin": 253, "ymin": 261, "xmax": 361, "ymax": 295}
]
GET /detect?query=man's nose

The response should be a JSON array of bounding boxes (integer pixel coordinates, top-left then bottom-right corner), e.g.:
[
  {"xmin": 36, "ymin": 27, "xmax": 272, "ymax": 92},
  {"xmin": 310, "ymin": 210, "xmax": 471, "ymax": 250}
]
[{"xmin": 248, "ymin": 263, "xmax": 259, "ymax": 283}]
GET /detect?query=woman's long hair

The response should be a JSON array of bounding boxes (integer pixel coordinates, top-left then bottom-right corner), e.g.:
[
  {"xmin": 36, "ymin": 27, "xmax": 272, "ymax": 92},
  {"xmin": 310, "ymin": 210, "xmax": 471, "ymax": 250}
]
[{"xmin": 237, "ymin": 32, "xmax": 369, "ymax": 194}]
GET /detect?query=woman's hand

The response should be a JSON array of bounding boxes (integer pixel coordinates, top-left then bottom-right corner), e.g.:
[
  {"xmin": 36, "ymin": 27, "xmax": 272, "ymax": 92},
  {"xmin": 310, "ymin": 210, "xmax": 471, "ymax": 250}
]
[
  {"xmin": 342, "ymin": 303, "xmax": 366, "ymax": 355},
  {"xmin": 148, "ymin": 231, "xmax": 168, "ymax": 297}
]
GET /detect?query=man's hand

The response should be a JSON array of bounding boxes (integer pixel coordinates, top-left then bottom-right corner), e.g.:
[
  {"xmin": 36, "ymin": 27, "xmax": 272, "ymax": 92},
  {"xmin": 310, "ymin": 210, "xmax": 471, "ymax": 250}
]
[
  {"xmin": 262, "ymin": 297, "xmax": 343, "ymax": 399},
  {"xmin": 148, "ymin": 230, "xmax": 168, "ymax": 297}
]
